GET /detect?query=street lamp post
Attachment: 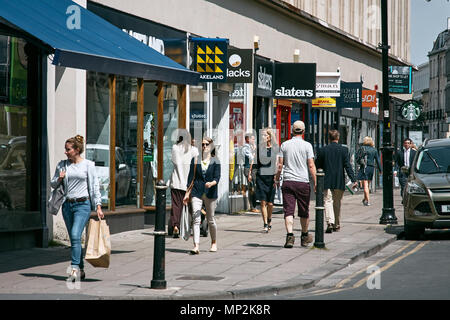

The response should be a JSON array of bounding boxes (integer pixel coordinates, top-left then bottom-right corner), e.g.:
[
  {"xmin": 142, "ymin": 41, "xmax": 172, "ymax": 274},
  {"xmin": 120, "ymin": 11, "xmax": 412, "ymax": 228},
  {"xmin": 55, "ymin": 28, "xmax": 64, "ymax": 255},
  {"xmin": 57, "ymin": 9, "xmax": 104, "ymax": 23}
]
[{"xmin": 379, "ymin": 0, "xmax": 398, "ymax": 225}]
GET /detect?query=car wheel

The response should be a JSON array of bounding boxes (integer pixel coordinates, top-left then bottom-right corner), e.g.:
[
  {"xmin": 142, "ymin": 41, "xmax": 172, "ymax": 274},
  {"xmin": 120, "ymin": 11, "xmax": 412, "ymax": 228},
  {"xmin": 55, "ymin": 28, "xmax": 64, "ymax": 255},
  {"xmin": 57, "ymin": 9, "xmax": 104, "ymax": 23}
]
[{"xmin": 404, "ymin": 211, "xmax": 424, "ymax": 240}]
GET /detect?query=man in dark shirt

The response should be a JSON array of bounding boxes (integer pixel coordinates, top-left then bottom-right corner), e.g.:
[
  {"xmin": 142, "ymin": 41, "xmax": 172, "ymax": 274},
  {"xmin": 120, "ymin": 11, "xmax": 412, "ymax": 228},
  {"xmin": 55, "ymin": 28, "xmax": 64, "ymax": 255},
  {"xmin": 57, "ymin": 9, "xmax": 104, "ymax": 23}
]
[{"xmin": 315, "ymin": 130, "xmax": 358, "ymax": 233}]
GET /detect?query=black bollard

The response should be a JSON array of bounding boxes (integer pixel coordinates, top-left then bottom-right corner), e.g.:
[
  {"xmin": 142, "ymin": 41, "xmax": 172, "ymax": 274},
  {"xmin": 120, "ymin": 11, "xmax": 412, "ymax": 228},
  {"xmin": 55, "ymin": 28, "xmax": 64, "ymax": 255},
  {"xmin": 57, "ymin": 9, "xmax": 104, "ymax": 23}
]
[
  {"xmin": 151, "ymin": 180, "xmax": 168, "ymax": 289},
  {"xmin": 314, "ymin": 169, "xmax": 326, "ymax": 249}
]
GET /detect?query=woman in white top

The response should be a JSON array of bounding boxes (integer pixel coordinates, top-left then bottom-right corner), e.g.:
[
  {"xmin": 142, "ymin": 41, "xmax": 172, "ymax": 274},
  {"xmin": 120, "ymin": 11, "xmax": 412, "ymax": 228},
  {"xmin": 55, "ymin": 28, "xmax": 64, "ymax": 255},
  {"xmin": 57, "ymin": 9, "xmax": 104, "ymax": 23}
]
[{"xmin": 51, "ymin": 135, "xmax": 103, "ymax": 282}]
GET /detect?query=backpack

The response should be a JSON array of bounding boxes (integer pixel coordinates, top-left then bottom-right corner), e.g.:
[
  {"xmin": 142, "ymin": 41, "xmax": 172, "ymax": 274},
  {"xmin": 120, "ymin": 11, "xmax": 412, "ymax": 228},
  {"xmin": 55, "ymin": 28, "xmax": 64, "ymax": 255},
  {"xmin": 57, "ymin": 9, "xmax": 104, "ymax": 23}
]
[{"xmin": 356, "ymin": 146, "xmax": 368, "ymax": 167}]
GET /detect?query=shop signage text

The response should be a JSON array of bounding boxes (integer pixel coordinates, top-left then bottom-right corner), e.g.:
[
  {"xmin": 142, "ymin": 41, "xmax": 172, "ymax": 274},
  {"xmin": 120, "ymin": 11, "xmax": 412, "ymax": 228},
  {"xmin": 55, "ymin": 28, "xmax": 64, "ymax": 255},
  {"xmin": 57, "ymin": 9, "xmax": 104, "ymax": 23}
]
[
  {"xmin": 336, "ymin": 81, "xmax": 362, "ymax": 108},
  {"xmin": 275, "ymin": 87, "xmax": 314, "ymax": 98},
  {"xmin": 312, "ymin": 98, "xmax": 336, "ymax": 108},
  {"xmin": 316, "ymin": 72, "xmax": 341, "ymax": 98},
  {"xmin": 254, "ymin": 56, "xmax": 274, "ymax": 97},
  {"xmin": 227, "ymin": 49, "xmax": 253, "ymax": 83},
  {"xmin": 362, "ymin": 90, "xmax": 377, "ymax": 108},
  {"xmin": 258, "ymin": 66, "xmax": 273, "ymax": 91},
  {"xmin": 388, "ymin": 66, "xmax": 412, "ymax": 94},
  {"xmin": 191, "ymin": 38, "xmax": 228, "ymax": 82},
  {"xmin": 274, "ymin": 63, "xmax": 316, "ymax": 99}
]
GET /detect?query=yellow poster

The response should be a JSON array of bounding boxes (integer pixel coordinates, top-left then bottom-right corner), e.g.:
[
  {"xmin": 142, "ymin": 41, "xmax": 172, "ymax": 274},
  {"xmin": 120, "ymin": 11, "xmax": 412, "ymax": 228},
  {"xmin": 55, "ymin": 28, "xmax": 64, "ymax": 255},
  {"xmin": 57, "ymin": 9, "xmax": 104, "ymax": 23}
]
[{"xmin": 312, "ymin": 98, "xmax": 336, "ymax": 108}]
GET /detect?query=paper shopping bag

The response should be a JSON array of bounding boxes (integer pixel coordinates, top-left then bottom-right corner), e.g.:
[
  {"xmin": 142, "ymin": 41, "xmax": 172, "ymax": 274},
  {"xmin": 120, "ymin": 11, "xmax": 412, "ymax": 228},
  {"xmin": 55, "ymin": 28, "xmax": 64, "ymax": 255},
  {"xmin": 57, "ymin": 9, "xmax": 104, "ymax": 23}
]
[{"xmin": 85, "ymin": 218, "xmax": 111, "ymax": 268}]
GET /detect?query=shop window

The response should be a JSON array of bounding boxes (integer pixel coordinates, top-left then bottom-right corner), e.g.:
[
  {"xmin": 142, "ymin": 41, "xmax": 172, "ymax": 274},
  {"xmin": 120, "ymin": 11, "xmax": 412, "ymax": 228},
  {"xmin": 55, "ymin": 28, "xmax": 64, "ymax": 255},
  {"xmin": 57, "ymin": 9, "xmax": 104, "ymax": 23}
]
[
  {"xmin": 0, "ymin": 36, "xmax": 29, "ymax": 211},
  {"xmin": 189, "ymin": 83, "xmax": 208, "ymax": 147},
  {"xmin": 115, "ymin": 76, "xmax": 138, "ymax": 208},
  {"xmin": 86, "ymin": 71, "xmax": 111, "ymax": 207}
]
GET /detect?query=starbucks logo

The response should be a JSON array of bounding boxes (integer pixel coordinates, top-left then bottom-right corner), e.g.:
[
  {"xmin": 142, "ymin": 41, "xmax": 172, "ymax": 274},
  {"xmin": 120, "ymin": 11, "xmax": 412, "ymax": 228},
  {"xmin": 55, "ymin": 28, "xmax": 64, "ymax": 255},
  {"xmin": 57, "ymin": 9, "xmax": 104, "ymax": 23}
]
[{"xmin": 401, "ymin": 100, "xmax": 421, "ymax": 121}]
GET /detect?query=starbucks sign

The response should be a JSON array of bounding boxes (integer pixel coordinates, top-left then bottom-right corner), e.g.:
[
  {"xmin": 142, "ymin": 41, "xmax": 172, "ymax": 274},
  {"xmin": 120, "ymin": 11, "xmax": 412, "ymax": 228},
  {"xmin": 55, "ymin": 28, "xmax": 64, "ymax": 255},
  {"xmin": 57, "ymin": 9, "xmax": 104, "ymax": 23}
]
[{"xmin": 401, "ymin": 100, "xmax": 422, "ymax": 121}]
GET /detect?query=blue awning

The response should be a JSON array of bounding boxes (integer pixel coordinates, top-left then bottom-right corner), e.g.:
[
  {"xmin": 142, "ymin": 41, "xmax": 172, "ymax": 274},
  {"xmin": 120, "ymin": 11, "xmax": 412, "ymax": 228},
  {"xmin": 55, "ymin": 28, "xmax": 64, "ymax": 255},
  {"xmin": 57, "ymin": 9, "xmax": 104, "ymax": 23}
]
[{"xmin": 0, "ymin": 0, "xmax": 199, "ymax": 85}]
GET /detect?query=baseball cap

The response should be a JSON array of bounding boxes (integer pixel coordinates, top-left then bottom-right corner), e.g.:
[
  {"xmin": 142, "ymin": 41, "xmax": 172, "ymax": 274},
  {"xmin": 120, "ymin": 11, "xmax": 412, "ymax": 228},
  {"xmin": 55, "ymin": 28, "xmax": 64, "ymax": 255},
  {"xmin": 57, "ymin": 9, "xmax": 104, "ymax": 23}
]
[{"xmin": 292, "ymin": 120, "xmax": 305, "ymax": 134}]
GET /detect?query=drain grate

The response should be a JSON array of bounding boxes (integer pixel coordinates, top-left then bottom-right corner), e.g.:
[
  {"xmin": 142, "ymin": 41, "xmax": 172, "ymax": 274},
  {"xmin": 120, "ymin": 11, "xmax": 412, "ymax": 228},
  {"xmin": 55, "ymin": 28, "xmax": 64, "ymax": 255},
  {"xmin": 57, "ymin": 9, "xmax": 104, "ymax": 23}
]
[{"xmin": 176, "ymin": 275, "xmax": 225, "ymax": 281}]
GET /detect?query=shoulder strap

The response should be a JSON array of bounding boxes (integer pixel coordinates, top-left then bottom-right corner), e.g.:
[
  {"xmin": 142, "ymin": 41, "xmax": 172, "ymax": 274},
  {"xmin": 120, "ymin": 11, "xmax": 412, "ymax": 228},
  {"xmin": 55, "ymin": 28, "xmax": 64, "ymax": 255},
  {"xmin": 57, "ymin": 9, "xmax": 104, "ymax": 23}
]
[{"xmin": 187, "ymin": 157, "xmax": 198, "ymax": 193}]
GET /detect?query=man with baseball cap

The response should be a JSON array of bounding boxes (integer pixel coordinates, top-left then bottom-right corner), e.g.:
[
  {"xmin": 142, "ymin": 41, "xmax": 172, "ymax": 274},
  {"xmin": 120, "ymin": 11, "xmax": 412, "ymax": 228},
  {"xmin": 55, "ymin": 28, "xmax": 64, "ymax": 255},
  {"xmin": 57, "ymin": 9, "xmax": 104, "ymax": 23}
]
[{"xmin": 275, "ymin": 120, "xmax": 316, "ymax": 248}]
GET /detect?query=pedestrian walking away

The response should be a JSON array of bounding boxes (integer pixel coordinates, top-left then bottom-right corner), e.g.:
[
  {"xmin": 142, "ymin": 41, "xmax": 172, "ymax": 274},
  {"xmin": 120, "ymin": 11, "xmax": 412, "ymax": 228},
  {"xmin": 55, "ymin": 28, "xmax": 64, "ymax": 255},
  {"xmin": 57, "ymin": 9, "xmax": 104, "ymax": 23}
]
[
  {"xmin": 394, "ymin": 138, "xmax": 416, "ymax": 202},
  {"xmin": 50, "ymin": 135, "xmax": 103, "ymax": 283},
  {"xmin": 169, "ymin": 131, "xmax": 199, "ymax": 238},
  {"xmin": 255, "ymin": 128, "xmax": 280, "ymax": 233},
  {"xmin": 183, "ymin": 137, "xmax": 220, "ymax": 254},
  {"xmin": 276, "ymin": 121, "xmax": 316, "ymax": 248},
  {"xmin": 315, "ymin": 130, "xmax": 358, "ymax": 233},
  {"xmin": 242, "ymin": 132, "xmax": 259, "ymax": 213},
  {"xmin": 356, "ymin": 136, "xmax": 382, "ymax": 207}
]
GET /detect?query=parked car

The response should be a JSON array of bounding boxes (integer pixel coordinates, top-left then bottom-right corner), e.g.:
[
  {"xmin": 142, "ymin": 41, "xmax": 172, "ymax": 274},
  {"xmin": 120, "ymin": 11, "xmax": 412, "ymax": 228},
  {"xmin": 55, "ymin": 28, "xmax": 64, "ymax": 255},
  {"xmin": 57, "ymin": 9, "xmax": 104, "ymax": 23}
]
[
  {"xmin": 85, "ymin": 144, "xmax": 132, "ymax": 205},
  {"xmin": 0, "ymin": 136, "xmax": 27, "ymax": 209},
  {"xmin": 403, "ymin": 138, "xmax": 450, "ymax": 239}
]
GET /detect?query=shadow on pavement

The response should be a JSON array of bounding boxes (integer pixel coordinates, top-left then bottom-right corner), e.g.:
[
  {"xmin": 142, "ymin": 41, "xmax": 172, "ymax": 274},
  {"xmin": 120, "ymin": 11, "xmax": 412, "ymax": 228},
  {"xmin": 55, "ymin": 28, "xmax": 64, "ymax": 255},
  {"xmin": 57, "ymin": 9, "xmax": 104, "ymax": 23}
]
[
  {"xmin": 244, "ymin": 243, "xmax": 284, "ymax": 249},
  {"xmin": 20, "ymin": 273, "xmax": 101, "ymax": 282}
]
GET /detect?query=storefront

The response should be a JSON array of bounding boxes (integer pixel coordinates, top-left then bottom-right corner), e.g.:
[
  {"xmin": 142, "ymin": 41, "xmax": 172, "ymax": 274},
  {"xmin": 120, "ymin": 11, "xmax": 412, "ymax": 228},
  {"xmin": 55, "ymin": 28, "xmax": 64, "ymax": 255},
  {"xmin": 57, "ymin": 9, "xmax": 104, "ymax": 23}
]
[
  {"xmin": 273, "ymin": 99, "xmax": 308, "ymax": 145},
  {"xmin": 0, "ymin": 0, "xmax": 198, "ymax": 250}
]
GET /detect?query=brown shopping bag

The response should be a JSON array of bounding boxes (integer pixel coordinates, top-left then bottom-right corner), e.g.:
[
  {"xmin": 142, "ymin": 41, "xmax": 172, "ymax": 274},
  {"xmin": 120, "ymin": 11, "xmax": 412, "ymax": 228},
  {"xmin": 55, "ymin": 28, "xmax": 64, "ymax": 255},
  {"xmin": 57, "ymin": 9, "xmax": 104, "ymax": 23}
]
[{"xmin": 85, "ymin": 218, "xmax": 111, "ymax": 268}]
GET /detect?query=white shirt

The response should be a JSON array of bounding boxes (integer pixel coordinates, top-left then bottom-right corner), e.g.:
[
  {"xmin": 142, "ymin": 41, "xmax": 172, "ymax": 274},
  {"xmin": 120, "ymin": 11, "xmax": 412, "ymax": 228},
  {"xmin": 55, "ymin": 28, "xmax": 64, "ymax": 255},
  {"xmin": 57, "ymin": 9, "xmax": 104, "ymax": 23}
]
[
  {"xmin": 280, "ymin": 136, "xmax": 314, "ymax": 183},
  {"xmin": 66, "ymin": 159, "xmax": 90, "ymax": 199},
  {"xmin": 170, "ymin": 143, "xmax": 199, "ymax": 190},
  {"xmin": 404, "ymin": 148, "xmax": 410, "ymax": 167}
]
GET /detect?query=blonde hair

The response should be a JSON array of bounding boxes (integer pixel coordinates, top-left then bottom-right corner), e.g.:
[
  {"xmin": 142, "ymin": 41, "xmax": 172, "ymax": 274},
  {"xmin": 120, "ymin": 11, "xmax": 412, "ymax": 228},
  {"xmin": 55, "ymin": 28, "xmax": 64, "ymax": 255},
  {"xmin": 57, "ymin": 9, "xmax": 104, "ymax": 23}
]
[
  {"xmin": 362, "ymin": 136, "xmax": 374, "ymax": 147},
  {"xmin": 66, "ymin": 135, "xmax": 85, "ymax": 154},
  {"xmin": 264, "ymin": 128, "xmax": 277, "ymax": 145}
]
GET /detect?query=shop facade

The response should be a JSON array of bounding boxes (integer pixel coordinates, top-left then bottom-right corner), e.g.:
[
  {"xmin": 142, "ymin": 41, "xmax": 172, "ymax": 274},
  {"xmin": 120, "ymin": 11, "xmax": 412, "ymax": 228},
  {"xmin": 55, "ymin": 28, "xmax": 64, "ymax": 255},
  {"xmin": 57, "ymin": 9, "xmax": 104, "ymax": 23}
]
[{"xmin": 0, "ymin": 0, "xmax": 198, "ymax": 251}]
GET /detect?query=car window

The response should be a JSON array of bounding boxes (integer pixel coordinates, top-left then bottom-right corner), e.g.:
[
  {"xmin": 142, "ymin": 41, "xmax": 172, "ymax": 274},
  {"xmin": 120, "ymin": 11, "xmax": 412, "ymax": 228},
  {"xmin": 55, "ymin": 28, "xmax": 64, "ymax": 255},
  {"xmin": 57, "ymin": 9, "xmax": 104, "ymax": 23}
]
[
  {"xmin": 416, "ymin": 147, "xmax": 450, "ymax": 174},
  {"xmin": 6, "ymin": 146, "xmax": 25, "ymax": 170},
  {"xmin": 86, "ymin": 148, "xmax": 110, "ymax": 167}
]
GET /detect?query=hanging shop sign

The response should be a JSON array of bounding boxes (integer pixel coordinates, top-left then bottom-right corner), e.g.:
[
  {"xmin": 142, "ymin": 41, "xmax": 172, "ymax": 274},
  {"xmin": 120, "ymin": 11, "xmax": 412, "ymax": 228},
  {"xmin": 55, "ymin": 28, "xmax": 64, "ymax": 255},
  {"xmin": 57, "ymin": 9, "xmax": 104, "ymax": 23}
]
[
  {"xmin": 87, "ymin": 2, "xmax": 187, "ymax": 65},
  {"xmin": 388, "ymin": 66, "xmax": 412, "ymax": 94},
  {"xmin": 191, "ymin": 37, "xmax": 228, "ymax": 82},
  {"xmin": 401, "ymin": 100, "xmax": 422, "ymax": 121},
  {"xmin": 254, "ymin": 56, "xmax": 274, "ymax": 97},
  {"xmin": 312, "ymin": 98, "xmax": 336, "ymax": 108},
  {"xmin": 274, "ymin": 63, "xmax": 316, "ymax": 99},
  {"xmin": 362, "ymin": 90, "xmax": 377, "ymax": 108},
  {"xmin": 336, "ymin": 81, "xmax": 362, "ymax": 108},
  {"xmin": 316, "ymin": 72, "xmax": 341, "ymax": 98},
  {"xmin": 227, "ymin": 49, "xmax": 253, "ymax": 83}
]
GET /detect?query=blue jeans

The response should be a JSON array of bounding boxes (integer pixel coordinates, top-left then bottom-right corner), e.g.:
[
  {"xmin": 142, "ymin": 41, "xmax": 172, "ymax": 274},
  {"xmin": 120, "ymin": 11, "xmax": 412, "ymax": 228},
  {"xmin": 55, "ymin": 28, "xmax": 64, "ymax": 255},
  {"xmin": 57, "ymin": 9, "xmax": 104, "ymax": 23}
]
[{"xmin": 62, "ymin": 200, "xmax": 91, "ymax": 270}]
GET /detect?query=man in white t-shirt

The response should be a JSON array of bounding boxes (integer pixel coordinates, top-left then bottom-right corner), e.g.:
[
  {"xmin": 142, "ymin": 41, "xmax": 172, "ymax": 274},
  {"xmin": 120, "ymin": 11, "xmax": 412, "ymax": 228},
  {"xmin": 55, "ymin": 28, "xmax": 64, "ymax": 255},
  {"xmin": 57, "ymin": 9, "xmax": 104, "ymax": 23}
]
[{"xmin": 275, "ymin": 121, "xmax": 317, "ymax": 248}]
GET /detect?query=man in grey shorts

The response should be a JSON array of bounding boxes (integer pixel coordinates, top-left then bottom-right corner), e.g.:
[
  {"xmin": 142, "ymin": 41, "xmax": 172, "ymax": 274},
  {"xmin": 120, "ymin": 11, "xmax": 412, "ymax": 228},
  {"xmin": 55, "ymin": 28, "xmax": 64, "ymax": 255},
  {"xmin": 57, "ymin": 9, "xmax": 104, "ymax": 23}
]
[{"xmin": 275, "ymin": 121, "xmax": 317, "ymax": 248}]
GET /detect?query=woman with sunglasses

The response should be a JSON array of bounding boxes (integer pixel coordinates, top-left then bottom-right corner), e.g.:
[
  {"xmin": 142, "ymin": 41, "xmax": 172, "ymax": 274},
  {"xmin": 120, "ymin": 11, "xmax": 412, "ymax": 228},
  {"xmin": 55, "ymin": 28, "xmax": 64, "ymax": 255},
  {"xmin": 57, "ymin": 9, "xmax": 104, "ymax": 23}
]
[
  {"xmin": 256, "ymin": 128, "xmax": 280, "ymax": 233},
  {"xmin": 183, "ymin": 137, "xmax": 221, "ymax": 254}
]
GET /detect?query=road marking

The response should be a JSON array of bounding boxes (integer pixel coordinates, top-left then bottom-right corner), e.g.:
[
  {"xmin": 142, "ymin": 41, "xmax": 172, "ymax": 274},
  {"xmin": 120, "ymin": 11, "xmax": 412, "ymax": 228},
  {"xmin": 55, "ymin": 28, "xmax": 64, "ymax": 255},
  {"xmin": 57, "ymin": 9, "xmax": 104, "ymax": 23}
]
[
  {"xmin": 335, "ymin": 241, "xmax": 416, "ymax": 289},
  {"xmin": 352, "ymin": 241, "xmax": 429, "ymax": 289}
]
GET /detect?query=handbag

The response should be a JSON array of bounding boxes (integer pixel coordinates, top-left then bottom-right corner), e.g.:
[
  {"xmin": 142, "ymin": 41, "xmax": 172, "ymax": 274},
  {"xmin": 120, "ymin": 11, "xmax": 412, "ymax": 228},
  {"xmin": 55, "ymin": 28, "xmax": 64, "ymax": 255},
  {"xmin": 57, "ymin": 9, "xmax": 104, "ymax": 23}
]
[
  {"xmin": 185, "ymin": 157, "xmax": 198, "ymax": 198},
  {"xmin": 47, "ymin": 160, "xmax": 67, "ymax": 215},
  {"xmin": 180, "ymin": 205, "xmax": 191, "ymax": 241},
  {"xmin": 85, "ymin": 218, "xmax": 111, "ymax": 268}
]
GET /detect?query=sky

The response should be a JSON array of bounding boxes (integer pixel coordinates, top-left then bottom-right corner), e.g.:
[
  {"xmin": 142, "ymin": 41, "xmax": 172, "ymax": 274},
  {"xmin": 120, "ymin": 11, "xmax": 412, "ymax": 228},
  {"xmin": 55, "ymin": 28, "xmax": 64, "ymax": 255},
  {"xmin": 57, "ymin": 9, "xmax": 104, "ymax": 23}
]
[{"xmin": 411, "ymin": 0, "xmax": 450, "ymax": 66}]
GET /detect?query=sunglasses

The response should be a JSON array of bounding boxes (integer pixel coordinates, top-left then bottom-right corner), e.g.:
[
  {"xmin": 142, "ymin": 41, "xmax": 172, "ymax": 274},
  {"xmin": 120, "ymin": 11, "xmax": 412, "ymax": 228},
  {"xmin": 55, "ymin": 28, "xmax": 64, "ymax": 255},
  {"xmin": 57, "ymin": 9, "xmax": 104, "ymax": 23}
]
[{"xmin": 202, "ymin": 143, "xmax": 210, "ymax": 147}]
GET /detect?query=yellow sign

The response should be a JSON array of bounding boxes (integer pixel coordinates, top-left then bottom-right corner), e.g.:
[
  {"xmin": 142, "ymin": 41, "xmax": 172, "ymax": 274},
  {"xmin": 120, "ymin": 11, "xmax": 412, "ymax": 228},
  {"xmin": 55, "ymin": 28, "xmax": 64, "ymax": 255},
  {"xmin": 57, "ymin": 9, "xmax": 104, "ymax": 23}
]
[{"xmin": 312, "ymin": 98, "xmax": 336, "ymax": 108}]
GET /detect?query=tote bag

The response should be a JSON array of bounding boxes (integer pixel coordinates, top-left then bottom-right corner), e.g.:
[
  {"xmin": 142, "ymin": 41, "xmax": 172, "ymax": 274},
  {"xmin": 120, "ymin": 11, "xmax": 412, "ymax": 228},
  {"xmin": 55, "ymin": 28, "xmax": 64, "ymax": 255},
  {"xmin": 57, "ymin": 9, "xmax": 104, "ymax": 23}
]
[
  {"xmin": 85, "ymin": 218, "xmax": 111, "ymax": 268},
  {"xmin": 180, "ymin": 205, "xmax": 191, "ymax": 241},
  {"xmin": 47, "ymin": 160, "xmax": 67, "ymax": 215}
]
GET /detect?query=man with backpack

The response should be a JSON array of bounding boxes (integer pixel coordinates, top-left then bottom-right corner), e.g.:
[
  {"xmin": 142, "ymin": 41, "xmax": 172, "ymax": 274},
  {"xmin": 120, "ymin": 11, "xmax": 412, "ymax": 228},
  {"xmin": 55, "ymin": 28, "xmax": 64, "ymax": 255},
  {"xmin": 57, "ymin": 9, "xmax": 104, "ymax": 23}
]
[{"xmin": 315, "ymin": 130, "xmax": 358, "ymax": 233}]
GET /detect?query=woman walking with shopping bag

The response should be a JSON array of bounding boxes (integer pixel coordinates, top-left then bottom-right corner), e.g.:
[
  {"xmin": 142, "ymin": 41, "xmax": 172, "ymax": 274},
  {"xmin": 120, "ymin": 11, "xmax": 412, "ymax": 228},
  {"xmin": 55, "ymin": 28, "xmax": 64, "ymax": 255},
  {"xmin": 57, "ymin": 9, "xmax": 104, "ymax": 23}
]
[
  {"xmin": 183, "ymin": 137, "xmax": 220, "ymax": 254},
  {"xmin": 50, "ymin": 135, "xmax": 103, "ymax": 282}
]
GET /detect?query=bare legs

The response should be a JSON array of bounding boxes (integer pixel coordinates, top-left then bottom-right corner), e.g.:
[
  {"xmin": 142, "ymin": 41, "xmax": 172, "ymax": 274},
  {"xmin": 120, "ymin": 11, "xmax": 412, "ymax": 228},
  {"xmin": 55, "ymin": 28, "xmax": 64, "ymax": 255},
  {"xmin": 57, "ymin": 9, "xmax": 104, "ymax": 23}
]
[{"xmin": 260, "ymin": 201, "xmax": 273, "ymax": 232}]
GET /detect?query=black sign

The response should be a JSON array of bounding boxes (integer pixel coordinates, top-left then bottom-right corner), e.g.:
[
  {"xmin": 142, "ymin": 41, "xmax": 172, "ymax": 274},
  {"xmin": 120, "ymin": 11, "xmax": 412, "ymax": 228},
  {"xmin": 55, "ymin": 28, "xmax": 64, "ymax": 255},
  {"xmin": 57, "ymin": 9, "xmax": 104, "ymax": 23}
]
[
  {"xmin": 274, "ymin": 63, "xmax": 316, "ymax": 99},
  {"xmin": 254, "ymin": 56, "xmax": 274, "ymax": 97},
  {"xmin": 227, "ymin": 49, "xmax": 253, "ymax": 83},
  {"xmin": 191, "ymin": 38, "xmax": 228, "ymax": 82},
  {"xmin": 388, "ymin": 66, "xmax": 412, "ymax": 94},
  {"xmin": 87, "ymin": 2, "xmax": 187, "ymax": 65},
  {"xmin": 336, "ymin": 81, "xmax": 362, "ymax": 108}
]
